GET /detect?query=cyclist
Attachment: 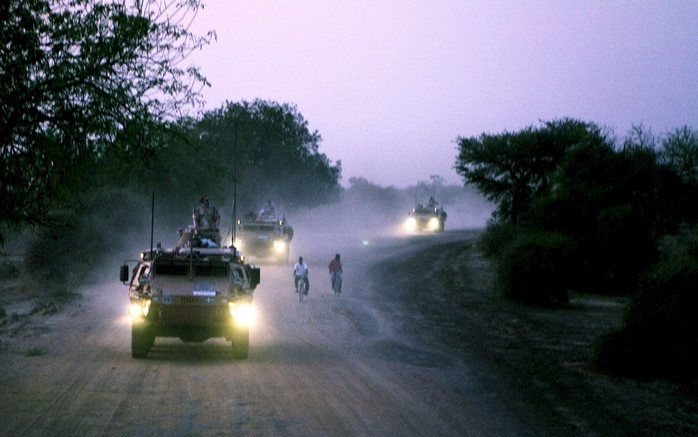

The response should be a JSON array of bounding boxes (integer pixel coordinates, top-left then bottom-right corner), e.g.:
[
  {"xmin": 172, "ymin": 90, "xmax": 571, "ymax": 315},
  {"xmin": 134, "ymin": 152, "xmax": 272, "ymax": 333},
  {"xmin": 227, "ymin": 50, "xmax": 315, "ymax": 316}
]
[
  {"xmin": 293, "ymin": 256, "xmax": 309, "ymax": 295},
  {"xmin": 328, "ymin": 253, "xmax": 342, "ymax": 294}
]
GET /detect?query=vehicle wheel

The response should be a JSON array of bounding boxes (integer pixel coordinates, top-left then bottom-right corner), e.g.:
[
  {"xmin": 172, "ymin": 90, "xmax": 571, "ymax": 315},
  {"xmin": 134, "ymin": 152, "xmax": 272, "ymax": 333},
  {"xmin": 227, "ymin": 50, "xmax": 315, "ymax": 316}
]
[
  {"xmin": 231, "ymin": 326, "xmax": 249, "ymax": 359},
  {"xmin": 131, "ymin": 322, "xmax": 154, "ymax": 359}
]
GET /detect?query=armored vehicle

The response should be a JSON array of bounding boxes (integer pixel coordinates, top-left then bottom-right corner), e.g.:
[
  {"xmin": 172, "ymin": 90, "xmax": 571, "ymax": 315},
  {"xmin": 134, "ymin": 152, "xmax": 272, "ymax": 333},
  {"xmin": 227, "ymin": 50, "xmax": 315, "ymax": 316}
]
[
  {"xmin": 234, "ymin": 210, "xmax": 293, "ymax": 263},
  {"xmin": 120, "ymin": 225, "xmax": 260, "ymax": 359},
  {"xmin": 404, "ymin": 202, "xmax": 447, "ymax": 233}
]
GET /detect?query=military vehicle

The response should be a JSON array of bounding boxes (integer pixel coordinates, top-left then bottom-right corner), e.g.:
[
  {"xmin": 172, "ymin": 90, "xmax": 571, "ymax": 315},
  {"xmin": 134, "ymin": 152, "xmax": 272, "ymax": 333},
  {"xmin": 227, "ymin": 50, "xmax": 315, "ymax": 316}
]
[
  {"xmin": 234, "ymin": 209, "xmax": 293, "ymax": 263},
  {"xmin": 404, "ymin": 202, "xmax": 447, "ymax": 233},
  {"xmin": 120, "ymin": 225, "xmax": 260, "ymax": 359}
]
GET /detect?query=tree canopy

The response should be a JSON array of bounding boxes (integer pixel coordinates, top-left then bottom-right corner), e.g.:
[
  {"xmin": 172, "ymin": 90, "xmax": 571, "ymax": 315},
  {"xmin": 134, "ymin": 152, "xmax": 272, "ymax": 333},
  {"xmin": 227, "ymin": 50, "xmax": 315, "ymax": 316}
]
[
  {"xmin": 107, "ymin": 99, "xmax": 342, "ymax": 227},
  {"xmin": 0, "ymin": 0, "xmax": 212, "ymax": 244},
  {"xmin": 457, "ymin": 119, "xmax": 698, "ymax": 293},
  {"xmin": 455, "ymin": 119, "xmax": 607, "ymax": 224}
]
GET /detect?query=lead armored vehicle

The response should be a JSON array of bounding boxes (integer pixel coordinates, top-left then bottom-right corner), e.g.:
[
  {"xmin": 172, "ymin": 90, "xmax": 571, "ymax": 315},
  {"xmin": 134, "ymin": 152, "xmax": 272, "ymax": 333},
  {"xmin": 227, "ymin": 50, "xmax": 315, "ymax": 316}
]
[
  {"xmin": 234, "ymin": 205, "xmax": 293, "ymax": 263},
  {"xmin": 404, "ymin": 200, "xmax": 447, "ymax": 233},
  {"xmin": 120, "ymin": 225, "xmax": 260, "ymax": 359}
]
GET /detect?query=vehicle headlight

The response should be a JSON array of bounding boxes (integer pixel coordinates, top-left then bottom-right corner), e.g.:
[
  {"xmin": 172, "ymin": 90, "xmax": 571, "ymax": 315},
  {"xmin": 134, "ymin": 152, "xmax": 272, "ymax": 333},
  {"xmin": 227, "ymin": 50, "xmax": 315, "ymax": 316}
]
[
  {"xmin": 404, "ymin": 217, "xmax": 417, "ymax": 231},
  {"xmin": 273, "ymin": 240, "xmax": 287, "ymax": 253},
  {"xmin": 229, "ymin": 302, "xmax": 255, "ymax": 327},
  {"xmin": 129, "ymin": 299, "xmax": 151, "ymax": 319},
  {"xmin": 428, "ymin": 217, "xmax": 440, "ymax": 230},
  {"xmin": 233, "ymin": 238, "xmax": 243, "ymax": 249}
]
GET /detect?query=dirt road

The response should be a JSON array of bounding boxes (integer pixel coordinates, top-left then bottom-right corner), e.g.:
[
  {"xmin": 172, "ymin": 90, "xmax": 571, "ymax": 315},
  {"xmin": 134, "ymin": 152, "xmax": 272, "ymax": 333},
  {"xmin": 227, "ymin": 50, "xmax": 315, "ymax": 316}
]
[{"xmin": 0, "ymin": 230, "xmax": 564, "ymax": 436}]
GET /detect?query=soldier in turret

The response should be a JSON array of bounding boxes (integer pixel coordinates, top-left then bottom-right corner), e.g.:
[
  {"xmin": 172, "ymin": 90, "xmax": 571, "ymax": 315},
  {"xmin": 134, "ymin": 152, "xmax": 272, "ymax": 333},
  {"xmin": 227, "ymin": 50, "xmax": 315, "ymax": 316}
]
[
  {"xmin": 257, "ymin": 200, "xmax": 276, "ymax": 221},
  {"xmin": 193, "ymin": 195, "xmax": 220, "ymax": 229}
]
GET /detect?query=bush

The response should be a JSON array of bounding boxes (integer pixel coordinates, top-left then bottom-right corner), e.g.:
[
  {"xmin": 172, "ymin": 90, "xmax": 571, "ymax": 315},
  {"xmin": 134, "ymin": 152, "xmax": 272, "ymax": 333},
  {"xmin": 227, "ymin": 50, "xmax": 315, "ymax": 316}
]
[
  {"xmin": 24, "ymin": 347, "xmax": 47, "ymax": 357},
  {"xmin": 479, "ymin": 221, "xmax": 519, "ymax": 257},
  {"xmin": 21, "ymin": 188, "xmax": 146, "ymax": 300},
  {"xmin": 595, "ymin": 228, "xmax": 698, "ymax": 383},
  {"xmin": 0, "ymin": 260, "xmax": 19, "ymax": 279},
  {"xmin": 496, "ymin": 230, "xmax": 573, "ymax": 305}
]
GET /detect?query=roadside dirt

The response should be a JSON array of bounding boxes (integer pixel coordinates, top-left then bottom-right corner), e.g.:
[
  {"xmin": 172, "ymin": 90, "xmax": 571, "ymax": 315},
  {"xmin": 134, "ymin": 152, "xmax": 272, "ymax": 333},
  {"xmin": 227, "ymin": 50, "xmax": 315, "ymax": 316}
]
[{"xmin": 370, "ymin": 238, "xmax": 698, "ymax": 437}]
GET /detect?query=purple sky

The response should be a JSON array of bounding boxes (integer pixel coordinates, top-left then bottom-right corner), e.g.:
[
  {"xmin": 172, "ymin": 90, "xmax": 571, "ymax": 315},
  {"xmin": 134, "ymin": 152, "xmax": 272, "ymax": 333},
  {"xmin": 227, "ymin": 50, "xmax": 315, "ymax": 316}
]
[{"xmin": 188, "ymin": 1, "xmax": 698, "ymax": 187}]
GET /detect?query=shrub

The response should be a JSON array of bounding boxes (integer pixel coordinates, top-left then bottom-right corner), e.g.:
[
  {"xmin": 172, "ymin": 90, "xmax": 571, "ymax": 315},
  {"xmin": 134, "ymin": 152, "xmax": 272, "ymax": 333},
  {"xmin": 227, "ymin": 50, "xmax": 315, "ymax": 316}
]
[
  {"xmin": 24, "ymin": 347, "xmax": 47, "ymax": 357},
  {"xmin": 595, "ymin": 228, "xmax": 698, "ymax": 383},
  {"xmin": 0, "ymin": 260, "xmax": 19, "ymax": 279},
  {"xmin": 479, "ymin": 221, "xmax": 519, "ymax": 257},
  {"xmin": 497, "ymin": 230, "xmax": 573, "ymax": 305}
]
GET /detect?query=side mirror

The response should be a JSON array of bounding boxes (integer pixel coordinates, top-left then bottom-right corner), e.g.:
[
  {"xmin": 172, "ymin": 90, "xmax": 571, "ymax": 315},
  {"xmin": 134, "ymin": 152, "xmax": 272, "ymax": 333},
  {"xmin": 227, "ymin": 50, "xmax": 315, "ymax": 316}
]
[
  {"xmin": 249, "ymin": 267, "xmax": 260, "ymax": 287},
  {"xmin": 120, "ymin": 264, "xmax": 129, "ymax": 283}
]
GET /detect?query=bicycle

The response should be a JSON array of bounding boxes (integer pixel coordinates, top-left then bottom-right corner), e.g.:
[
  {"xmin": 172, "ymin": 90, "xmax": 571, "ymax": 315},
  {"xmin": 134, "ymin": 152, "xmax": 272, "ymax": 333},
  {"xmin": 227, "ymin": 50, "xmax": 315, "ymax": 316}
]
[
  {"xmin": 331, "ymin": 271, "xmax": 342, "ymax": 296},
  {"xmin": 295, "ymin": 275, "xmax": 308, "ymax": 302}
]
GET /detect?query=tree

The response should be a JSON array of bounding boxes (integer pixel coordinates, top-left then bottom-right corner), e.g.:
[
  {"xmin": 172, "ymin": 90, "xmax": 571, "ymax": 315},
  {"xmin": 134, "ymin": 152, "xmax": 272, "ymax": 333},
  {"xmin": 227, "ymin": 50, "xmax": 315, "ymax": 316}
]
[
  {"xmin": 455, "ymin": 118, "xmax": 606, "ymax": 224},
  {"xmin": 523, "ymin": 125, "xmax": 692, "ymax": 290},
  {"xmin": 113, "ymin": 99, "xmax": 342, "ymax": 222},
  {"xmin": 0, "ymin": 0, "xmax": 212, "ymax": 244},
  {"xmin": 661, "ymin": 126, "xmax": 698, "ymax": 185}
]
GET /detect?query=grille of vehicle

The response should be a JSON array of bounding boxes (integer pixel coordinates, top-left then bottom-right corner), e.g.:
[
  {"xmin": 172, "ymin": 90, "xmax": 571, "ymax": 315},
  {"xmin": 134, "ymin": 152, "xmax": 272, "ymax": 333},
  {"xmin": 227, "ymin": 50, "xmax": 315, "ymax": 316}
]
[{"xmin": 179, "ymin": 296, "xmax": 198, "ymax": 304}]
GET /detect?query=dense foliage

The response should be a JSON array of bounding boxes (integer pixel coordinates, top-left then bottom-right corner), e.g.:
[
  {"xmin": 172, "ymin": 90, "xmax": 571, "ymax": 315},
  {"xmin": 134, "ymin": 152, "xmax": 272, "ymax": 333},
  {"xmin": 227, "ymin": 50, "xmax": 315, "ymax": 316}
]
[
  {"xmin": 496, "ymin": 229, "xmax": 572, "ymax": 304},
  {"xmin": 595, "ymin": 227, "xmax": 698, "ymax": 383},
  {"xmin": 0, "ymin": 0, "xmax": 212, "ymax": 245},
  {"xmin": 455, "ymin": 119, "xmax": 606, "ymax": 224},
  {"xmin": 104, "ymin": 100, "xmax": 342, "ymax": 229},
  {"xmin": 457, "ymin": 120, "xmax": 698, "ymax": 297},
  {"xmin": 457, "ymin": 119, "xmax": 698, "ymax": 382}
]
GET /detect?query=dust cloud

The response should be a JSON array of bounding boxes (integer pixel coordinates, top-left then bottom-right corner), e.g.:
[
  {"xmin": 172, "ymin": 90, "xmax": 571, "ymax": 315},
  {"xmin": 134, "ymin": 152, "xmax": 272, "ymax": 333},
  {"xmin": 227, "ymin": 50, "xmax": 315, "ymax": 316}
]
[
  {"xmin": 107, "ymin": 184, "xmax": 492, "ymax": 271},
  {"xmin": 287, "ymin": 185, "xmax": 493, "ymax": 259}
]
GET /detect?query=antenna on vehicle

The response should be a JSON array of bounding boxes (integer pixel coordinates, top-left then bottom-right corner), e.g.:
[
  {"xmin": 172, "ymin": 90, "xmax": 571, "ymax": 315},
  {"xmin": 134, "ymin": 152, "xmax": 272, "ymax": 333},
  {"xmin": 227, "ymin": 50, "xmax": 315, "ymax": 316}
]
[
  {"xmin": 231, "ymin": 121, "xmax": 238, "ymax": 245},
  {"xmin": 150, "ymin": 190, "xmax": 154, "ymax": 257}
]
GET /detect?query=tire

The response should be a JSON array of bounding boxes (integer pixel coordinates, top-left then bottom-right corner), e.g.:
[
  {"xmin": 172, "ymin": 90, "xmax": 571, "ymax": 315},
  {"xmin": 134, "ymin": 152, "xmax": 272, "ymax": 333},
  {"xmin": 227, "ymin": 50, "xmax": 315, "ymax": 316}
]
[
  {"xmin": 298, "ymin": 280, "xmax": 307, "ymax": 302},
  {"xmin": 231, "ymin": 326, "xmax": 249, "ymax": 359},
  {"xmin": 332, "ymin": 273, "xmax": 342, "ymax": 297},
  {"xmin": 131, "ymin": 322, "xmax": 155, "ymax": 359}
]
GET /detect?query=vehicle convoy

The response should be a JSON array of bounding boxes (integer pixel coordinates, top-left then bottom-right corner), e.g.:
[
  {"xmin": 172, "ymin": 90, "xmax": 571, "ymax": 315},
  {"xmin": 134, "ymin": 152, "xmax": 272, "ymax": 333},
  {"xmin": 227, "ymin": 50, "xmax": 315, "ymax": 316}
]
[
  {"xmin": 404, "ymin": 197, "xmax": 447, "ymax": 233},
  {"xmin": 234, "ymin": 202, "xmax": 294, "ymax": 263},
  {"xmin": 120, "ymin": 221, "xmax": 260, "ymax": 359}
]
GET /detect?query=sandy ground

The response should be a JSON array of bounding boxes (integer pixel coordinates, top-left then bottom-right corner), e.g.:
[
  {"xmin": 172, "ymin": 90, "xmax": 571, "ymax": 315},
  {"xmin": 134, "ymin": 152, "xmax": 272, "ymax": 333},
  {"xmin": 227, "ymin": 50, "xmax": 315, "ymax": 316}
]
[
  {"xmin": 2, "ymin": 230, "xmax": 694, "ymax": 436},
  {"xmin": 0, "ymin": 230, "xmax": 560, "ymax": 437}
]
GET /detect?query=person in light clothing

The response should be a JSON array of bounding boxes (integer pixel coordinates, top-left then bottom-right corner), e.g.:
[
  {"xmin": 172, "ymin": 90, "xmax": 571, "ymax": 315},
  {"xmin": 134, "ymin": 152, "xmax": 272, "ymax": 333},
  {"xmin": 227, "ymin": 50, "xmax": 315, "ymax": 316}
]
[{"xmin": 293, "ymin": 256, "xmax": 309, "ymax": 295}]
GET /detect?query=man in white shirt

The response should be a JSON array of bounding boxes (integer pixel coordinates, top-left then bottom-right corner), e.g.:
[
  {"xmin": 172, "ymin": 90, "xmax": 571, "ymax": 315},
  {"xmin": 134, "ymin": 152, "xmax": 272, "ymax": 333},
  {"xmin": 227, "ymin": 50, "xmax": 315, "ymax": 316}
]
[{"xmin": 293, "ymin": 256, "xmax": 309, "ymax": 295}]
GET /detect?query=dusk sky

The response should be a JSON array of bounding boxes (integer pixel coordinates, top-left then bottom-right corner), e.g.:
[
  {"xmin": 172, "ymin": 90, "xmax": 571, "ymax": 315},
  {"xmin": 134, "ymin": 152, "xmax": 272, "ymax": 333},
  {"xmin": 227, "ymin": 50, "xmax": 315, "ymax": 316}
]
[{"xmin": 188, "ymin": 1, "xmax": 698, "ymax": 187}]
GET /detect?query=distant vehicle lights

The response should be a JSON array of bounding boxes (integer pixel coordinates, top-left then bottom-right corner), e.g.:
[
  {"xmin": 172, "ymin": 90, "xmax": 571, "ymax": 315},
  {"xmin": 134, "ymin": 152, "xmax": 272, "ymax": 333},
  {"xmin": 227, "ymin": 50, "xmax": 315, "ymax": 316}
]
[
  {"xmin": 427, "ymin": 217, "xmax": 440, "ymax": 231},
  {"xmin": 273, "ymin": 240, "xmax": 287, "ymax": 253},
  {"xmin": 404, "ymin": 217, "xmax": 418, "ymax": 231}
]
